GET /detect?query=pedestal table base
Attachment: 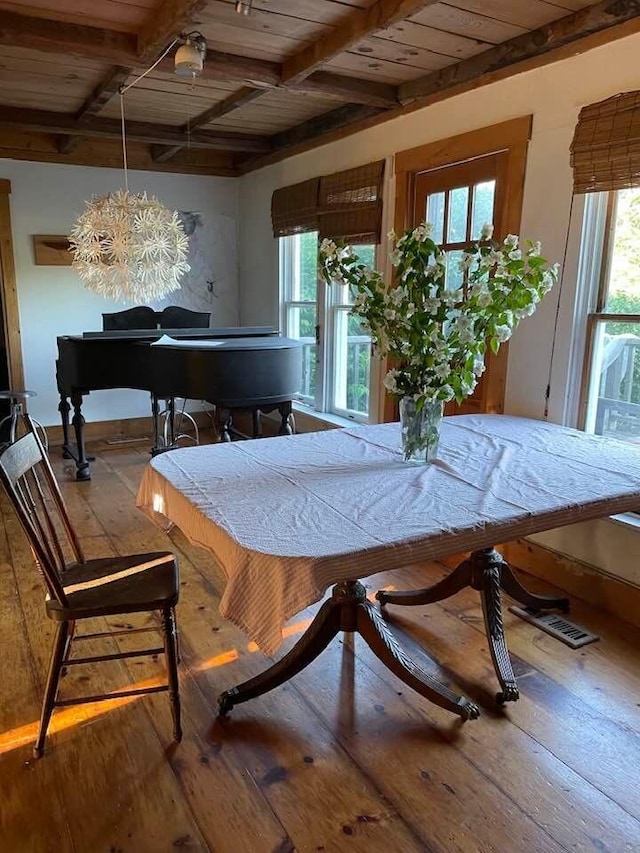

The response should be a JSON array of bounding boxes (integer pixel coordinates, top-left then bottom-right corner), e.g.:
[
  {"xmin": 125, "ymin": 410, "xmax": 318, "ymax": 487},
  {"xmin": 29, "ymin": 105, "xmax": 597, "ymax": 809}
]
[
  {"xmin": 218, "ymin": 579, "xmax": 480, "ymax": 720},
  {"xmin": 376, "ymin": 548, "xmax": 570, "ymax": 704}
]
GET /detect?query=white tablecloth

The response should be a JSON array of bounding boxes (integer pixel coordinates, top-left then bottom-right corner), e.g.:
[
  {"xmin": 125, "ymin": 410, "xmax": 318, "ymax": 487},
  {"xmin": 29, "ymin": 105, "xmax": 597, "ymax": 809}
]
[{"xmin": 136, "ymin": 415, "xmax": 640, "ymax": 653}]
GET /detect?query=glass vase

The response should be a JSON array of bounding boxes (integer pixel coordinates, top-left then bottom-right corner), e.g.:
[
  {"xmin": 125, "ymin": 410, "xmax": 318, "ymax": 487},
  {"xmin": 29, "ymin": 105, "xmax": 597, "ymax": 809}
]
[{"xmin": 399, "ymin": 397, "xmax": 443, "ymax": 463}]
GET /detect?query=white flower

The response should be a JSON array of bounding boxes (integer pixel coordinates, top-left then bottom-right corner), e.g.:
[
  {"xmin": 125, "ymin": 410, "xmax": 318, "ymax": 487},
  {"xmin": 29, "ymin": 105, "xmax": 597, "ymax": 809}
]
[
  {"xmin": 383, "ymin": 369, "xmax": 399, "ymax": 392},
  {"xmin": 423, "ymin": 297, "xmax": 441, "ymax": 313},
  {"xmin": 458, "ymin": 253, "xmax": 475, "ymax": 273},
  {"xmin": 508, "ymin": 249, "xmax": 522, "ymax": 261},
  {"xmin": 405, "ymin": 302, "xmax": 416, "ymax": 318},
  {"xmin": 477, "ymin": 291, "xmax": 492, "ymax": 309},
  {"xmin": 390, "ymin": 249, "xmax": 401, "ymax": 267},
  {"xmin": 337, "ymin": 246, "xmax": 351, "ymax": 261},
  {"xmin": 480, "ymin": 223, "xmax": 494, "ymax": 240},
  {"xmin": 353, "ymin": 292, "xmax": 367, "ymax": 308},
  {"xmin": 494, "ymin": 324, "xmax": 512, "ymax": 343},
  {"xmin": 441, "ymin": 289, "xmax": 460, "ymax": 306},
  {"xmin": 433, "ymin": 362, "xmax": 451, "ymax": 379},
  {"xmin": 384, "ymin": 307, "xmax": 396, "ymax": 321},
  {"xmin": 412, "ymin": 224, "xmax": 433, "ymax": 242},
  {"xmin": 439, "ymin": 384, "xmax": 455, "ymax": 402},
  {"xmin": 387, "ymin": 229, "xmax": 397, "ymax": 242},
  {"xmin": 320, "ymin": 238, "xmax": 337, "ymax": 257},
  {"xmin": 504, "ymin": 234, "xmax": 519, "ymax": 249},
  {"xmin": 390, "ymin": 285, "xmax": 406, "ymax": 305}
]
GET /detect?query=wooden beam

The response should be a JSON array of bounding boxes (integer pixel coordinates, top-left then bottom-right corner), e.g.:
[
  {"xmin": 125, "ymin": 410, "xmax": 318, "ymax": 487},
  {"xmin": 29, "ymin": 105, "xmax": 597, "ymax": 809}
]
[
  {"xmin": 152, "ymin": 86, "xmax": 266, "ymax": 163},
  {"xmin": 0, "ymin": 11, "xmax": 397, "ymax": 104},
  {"xmin": 294, "ymin": 72, "xmax": 398, "ymax": 108},
  {"xmin": 138, "ymin": 0, "xmax": 208, "ymax": 62},
  {"xmin": 0, "ymin": 129, "xmax": 238, "ymax": 175},
  {"xmin": 281, "ymin": 0, "xmax": 441, "ymax": 85},
  {"xmin": 271, "ymin": 103, "xmax": 386, "ymax": 151},
  {"xmin": 59, "ymin": 66, "xmax": 131, "ymax": 155},
  {"xmin": 399, "ymin": 0, "xmax": 640, "ymax": 103},
  {"xmin": 0, "ymin": 10, "xmax": 138, "ymax": 64},
  {"xmin": 0, "ymin": 106, "xmax": 271, "ymax": 153}
]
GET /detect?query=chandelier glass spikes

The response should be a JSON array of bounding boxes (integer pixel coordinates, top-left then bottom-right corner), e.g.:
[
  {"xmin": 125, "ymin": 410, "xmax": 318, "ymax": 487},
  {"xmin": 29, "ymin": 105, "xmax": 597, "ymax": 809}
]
[
  {"xmin": 69, "ymin": 39, "xmax": 192, "ymax": 304},
  {"xmin": 69, "ymin": 190, "xmax": 190, "ymax": 303}
]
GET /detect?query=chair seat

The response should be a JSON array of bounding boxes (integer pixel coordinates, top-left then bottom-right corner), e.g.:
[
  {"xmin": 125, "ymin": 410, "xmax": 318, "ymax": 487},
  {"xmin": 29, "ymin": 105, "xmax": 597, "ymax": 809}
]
[{"xmin": 46, "ymin": 551, "xmax": 179, "ymax": 620}]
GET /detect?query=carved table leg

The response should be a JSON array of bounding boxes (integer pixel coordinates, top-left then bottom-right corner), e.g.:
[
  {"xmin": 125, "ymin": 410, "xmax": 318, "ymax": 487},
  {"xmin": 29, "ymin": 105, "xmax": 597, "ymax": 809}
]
[
  {"xmin": 358, "ymin": 598, "xmax": 479, "ymax": 719},
  {"xmin": 218, "ymin": 597, "xmax": 340, "ymax": 715},
  {"xmin": 469, "ymin": 549, "xmax": 519, "ymax": 704},
  {"xmin": 376, "ymin": 546, "xmax": 570, "ymax": 706},
  {"xmin": 71, "ymin": 392, "xmax": 90, "ymax": 481},
  {"xmin": 58, "ymin": 393, "xmax": 73, "ymax": 459},
  {"xmin": 218, "ymin": 579, "xmax": 478, "ymax": 720},
  {"xmin": 377, "ymin": 558, "xmax": 472, "ymax": 607},
  {"xmin": 499, "ymin": 560, "xmax": 570, "ymax": 613}
]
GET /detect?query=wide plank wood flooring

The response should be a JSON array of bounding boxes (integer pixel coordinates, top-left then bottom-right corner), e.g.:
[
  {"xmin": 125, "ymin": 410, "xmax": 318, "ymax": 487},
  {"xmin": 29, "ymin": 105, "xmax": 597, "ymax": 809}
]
[{"xmin": 0, "ymin": 437, "xmax": 639, "ymax": 852}]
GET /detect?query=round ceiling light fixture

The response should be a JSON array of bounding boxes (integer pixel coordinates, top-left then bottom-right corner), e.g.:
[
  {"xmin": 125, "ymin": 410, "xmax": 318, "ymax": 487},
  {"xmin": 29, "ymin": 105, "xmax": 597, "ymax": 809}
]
[
  {"xmin": 174, "ymin": 32, "xmax": 207, "ymax": 78},
  {"xmin": 69, "ymin": 190, "xmax": 190, "ymax": 303}
]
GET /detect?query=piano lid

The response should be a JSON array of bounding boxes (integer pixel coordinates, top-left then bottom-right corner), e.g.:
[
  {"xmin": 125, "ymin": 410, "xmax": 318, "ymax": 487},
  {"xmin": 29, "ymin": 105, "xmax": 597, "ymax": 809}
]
[{"xmin": 76, "ymin": 325, "xmax": 277, "ymax": 341}]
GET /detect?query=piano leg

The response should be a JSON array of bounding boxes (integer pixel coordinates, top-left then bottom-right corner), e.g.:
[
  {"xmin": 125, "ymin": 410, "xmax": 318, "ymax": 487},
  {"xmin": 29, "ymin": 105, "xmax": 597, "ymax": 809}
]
[
  {"xmin": 218, "ymin": 408, "xmax": 233, "ymax": 442},
  {"xmin": 71, "ymin": 392, "xmax": 91, "ymax": 481},
  {"xmin": 277, "ymin": 402, "xmax": 294, "ymax": 436},
  {"xmin": 58, "ymin": 393, "xmax": 73, "ymax": 460}
]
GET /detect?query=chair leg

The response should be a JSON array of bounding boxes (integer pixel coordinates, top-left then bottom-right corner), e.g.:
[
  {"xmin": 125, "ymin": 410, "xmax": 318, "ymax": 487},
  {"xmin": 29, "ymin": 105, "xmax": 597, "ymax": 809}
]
[
  {"xmin": 172, "ymin": 607, "xmax": 181, "ymax": 664},
  {"xmin": 60, "ymin": 619, "xmax": 76, "ymax": 677},
  {"xmin": 34, "ymin": 621, "xmax": 70, "ymax": 758},
  {"xmin": 162, "ymin": 607, "xmax": 182, "ymax": 742}
]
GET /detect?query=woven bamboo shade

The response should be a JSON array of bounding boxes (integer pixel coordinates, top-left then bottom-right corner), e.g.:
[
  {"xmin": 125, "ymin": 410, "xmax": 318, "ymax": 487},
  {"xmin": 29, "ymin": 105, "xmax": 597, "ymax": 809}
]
[
  {"xmin": 271, "ymin": 160, "xmax": 385, "ymax": 242},
  {"xmin": 318, "ymin": 160, "xmax": 385, "ymax": 243},
  {"xmin": 271, "ymin": 178, "xmax": 319, "ymax": 237},
  {"xmin": 571, "ymin": 91, "xmax": 640, "ymax": 194}
]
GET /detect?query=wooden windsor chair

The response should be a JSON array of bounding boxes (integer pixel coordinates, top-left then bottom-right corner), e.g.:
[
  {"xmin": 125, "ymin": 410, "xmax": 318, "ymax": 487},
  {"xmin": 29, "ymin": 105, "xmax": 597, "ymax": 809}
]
[{"xmin": 0, "ymin": 416, "xmax": 182, "ymax": 757}]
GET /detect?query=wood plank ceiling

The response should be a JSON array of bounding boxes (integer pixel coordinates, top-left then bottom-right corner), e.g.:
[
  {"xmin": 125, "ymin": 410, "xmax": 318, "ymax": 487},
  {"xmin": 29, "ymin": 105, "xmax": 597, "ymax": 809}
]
[{"xmin": 0, "ymin": 0, "xmax": 637, "ymax": 176}]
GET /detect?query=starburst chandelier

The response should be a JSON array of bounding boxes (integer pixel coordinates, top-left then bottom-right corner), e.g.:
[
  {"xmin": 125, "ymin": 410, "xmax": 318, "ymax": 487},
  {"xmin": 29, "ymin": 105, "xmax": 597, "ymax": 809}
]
[
  {"xmin": 69, "ymin": 40, "xmax": 193, "ymax": 303},
  {"xmin": 69, "ymin": 190, "xmax": 190, "ymax": 302}
]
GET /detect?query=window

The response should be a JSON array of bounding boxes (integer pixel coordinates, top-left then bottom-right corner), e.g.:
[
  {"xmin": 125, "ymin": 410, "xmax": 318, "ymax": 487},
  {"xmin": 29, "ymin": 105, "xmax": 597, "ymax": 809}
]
[
  {"xmin": 578, "ymin": 188, "xmax": 640, "ymax": 445},
  {"xmin": 280, "ymin": 233, "xmax": 375, "ymax": 421}
]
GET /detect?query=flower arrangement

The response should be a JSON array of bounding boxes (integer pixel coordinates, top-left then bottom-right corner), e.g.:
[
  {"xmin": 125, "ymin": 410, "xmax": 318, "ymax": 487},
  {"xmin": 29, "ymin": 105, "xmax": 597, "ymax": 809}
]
[{"xmin": 320, "ymin": 223, "xmax": 558, "ymax": 412}]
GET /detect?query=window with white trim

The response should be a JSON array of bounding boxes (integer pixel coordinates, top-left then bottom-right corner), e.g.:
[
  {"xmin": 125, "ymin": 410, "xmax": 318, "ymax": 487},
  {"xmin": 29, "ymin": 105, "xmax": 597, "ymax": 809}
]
[
  {"xmin": 280, "ymin": 232, "xmax": 375, "ymax": 421},
  {"xmin": 577, "ymin": 188, "xmax": 640, "ymax": 445}
]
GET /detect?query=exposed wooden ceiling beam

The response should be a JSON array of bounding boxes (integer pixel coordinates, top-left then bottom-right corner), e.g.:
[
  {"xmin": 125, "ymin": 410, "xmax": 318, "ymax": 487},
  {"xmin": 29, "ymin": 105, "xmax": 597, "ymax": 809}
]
[
  {"xmin": 0, "ymin": 107, "xmax": 271, "ymax": 153},
  {"xmin": 295, "ymin": 72, "xmax": 398, "ymax": 108},
  {"xmin": 152, "ymin": 86, "xmax": 266, "ymax": 163},
  {"xmin": 281, "ymin": 0, "xmax": 441, "ymax": 85},
  {"xmin": 399, "ymin": 0, "xmax": 640, "ymax": 103},
  {"xmin": 138, "ymin": 0, "xmax": 207, "ymax": 62},
  {"xmin": 58, "ymin": 66, "xmax": 131, "ymax": 155},
  {"xmin": 0, "ymin": 11, "xmax": 137, "ymax": 64},
  {"xmin": 270, "ymin": 104, "xmax": 386, "ymax": 151},
  {"xmin": 0, "ymin": 12, "xmax": 397, "ymax": 104},
  {"xmin": 0, "ymin": 128, "xmax": 238, "ymax": 176}
]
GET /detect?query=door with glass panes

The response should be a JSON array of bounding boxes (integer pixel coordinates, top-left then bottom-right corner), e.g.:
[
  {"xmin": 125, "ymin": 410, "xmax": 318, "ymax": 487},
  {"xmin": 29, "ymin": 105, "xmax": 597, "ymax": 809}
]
[{"xmin": 412, "ymin": 152, "xmax": 509, "ymax": 415}]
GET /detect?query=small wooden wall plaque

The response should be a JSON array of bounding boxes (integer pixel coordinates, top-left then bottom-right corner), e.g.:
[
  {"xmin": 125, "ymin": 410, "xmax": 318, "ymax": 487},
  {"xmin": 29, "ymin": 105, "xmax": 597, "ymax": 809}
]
[{"xmin": 33, "ymin": 234, "xmax": 72, "ymax": 266}]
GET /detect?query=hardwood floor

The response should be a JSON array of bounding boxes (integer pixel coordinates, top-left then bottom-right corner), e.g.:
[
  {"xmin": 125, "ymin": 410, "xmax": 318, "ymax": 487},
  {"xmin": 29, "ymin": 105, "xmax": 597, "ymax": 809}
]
[{"xmin": 1, "ymin": 436, "xmax": 639, "ymax": 852}]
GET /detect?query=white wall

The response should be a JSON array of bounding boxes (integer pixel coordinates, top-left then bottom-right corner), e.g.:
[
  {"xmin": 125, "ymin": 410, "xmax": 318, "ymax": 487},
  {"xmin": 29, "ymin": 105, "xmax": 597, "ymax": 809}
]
[
  {"xmin": 1, "ymin": 159, "xmax": 239, "ymax": 426},
  {"xmin": 238, "ymin": 33, "xmax": 640, "ymax": 585}
]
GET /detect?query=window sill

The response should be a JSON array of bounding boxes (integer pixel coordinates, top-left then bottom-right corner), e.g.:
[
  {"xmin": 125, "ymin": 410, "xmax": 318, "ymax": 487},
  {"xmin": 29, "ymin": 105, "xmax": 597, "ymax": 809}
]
[
  {"xmin": 609, "ymin": 512, "xmax": 640, "ymax": 531},
  {"xmin": 292, "ymin": 402, "xmax": 368, "ymax": 431}
]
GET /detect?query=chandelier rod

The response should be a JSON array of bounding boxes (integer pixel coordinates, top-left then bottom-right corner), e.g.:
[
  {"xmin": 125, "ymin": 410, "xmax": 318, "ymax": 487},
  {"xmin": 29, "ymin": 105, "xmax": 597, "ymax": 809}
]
[{"xmin": 118, "ymin": 38, "xmax": 180, "ymax": 192}]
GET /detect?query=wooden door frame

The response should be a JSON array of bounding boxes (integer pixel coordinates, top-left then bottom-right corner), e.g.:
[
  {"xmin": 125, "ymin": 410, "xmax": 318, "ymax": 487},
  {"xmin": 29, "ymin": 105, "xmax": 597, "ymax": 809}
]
[
  {"xmin": 385, "ymin": 116, "xmax": 532, "ymax": 421},
  {"xmin": 0, "ymin": 179, "xmax": 25, "ymax": 390}
]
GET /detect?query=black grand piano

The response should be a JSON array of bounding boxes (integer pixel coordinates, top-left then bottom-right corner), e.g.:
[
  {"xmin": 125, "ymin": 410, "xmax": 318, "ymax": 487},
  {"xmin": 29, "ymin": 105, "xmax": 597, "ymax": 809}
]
[{"xmin": 57, "ymin": 326, "xmax": 303, "ymax": 480}]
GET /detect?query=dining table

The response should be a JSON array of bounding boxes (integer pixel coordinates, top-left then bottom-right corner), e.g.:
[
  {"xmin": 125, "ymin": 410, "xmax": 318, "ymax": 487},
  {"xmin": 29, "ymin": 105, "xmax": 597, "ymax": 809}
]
[{"xmin": 136, "ymin": 414, "xmax": 640, "ymax": 720}]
